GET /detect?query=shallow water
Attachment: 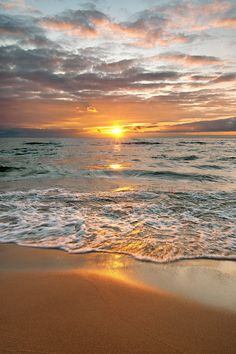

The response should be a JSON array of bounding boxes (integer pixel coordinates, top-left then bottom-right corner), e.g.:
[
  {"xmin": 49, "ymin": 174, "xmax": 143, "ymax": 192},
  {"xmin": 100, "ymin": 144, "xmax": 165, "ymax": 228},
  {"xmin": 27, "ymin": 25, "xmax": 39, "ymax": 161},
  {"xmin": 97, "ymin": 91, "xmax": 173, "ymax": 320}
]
[{"xmin": 0, "ymin": 137, "xmax": 235, "ymax": 263}]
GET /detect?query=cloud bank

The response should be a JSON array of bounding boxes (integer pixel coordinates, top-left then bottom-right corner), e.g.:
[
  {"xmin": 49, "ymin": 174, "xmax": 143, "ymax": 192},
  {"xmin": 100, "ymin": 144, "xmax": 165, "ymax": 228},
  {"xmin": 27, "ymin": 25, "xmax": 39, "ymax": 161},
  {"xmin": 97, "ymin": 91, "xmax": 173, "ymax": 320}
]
[{"xmin": 0, "ymin": 0, "xmax": 236, "ymax": 135}]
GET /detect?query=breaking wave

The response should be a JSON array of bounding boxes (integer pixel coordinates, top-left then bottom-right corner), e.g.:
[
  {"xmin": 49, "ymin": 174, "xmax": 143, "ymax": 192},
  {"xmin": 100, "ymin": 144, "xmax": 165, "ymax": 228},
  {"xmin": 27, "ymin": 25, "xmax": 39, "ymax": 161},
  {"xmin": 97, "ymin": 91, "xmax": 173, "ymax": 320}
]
[{"xmin": 0, "ymin": 188, "xmax": 235, "ymax": 263}]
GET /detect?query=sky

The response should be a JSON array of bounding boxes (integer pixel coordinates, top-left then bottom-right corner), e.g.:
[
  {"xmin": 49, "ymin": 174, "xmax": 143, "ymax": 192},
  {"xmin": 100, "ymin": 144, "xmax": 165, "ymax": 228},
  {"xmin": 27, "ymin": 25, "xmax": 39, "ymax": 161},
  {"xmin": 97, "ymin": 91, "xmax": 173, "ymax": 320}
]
[{"xmin": 0, "ymin": 0, "xmax": 236, "ymax": 136}]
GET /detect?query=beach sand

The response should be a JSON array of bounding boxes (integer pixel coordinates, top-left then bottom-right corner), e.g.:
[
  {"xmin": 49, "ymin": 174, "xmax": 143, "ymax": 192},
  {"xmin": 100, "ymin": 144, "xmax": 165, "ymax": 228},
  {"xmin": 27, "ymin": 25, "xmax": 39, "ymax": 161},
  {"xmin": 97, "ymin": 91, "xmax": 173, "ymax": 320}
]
[{"xmin": 0, "ymin": 244, "xmax": 236, "ymax": 354}]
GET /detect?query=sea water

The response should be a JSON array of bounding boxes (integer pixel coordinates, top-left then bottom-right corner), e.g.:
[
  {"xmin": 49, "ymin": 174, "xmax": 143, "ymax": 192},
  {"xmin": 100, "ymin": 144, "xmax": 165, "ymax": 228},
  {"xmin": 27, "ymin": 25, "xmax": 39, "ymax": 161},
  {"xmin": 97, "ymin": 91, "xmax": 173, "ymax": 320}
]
[{"xmin": 0, "ymin": 137, "xmax": 235, "ymax": 263}]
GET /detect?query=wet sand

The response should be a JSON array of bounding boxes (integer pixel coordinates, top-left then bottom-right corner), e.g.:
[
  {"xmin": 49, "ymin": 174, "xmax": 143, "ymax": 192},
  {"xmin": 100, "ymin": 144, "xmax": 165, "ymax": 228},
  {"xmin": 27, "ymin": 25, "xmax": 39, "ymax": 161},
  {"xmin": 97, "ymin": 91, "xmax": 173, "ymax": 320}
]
[{"xmin": 0, "ymin": 244, "xmax": 236, "ymax": 354}]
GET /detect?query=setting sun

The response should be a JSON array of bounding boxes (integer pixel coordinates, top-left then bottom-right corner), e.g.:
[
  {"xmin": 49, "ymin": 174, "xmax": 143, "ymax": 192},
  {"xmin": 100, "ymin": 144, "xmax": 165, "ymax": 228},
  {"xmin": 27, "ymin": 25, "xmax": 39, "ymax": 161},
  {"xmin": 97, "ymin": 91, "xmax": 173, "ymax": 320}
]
[
  {"xmin": 111, "ymin": 126, "xmax": 123, "ymax": 137},
  {"xmin": 109, "ymin": 163, "xmax": 122, "ymax": 169}
]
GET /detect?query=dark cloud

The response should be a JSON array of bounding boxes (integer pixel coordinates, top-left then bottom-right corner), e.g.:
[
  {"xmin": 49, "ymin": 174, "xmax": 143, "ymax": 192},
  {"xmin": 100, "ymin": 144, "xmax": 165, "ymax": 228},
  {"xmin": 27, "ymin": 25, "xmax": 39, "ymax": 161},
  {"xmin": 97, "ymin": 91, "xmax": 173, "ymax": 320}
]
[
  {"xmin": 162, "ymin": 117, "xmax": 236, "ymax": 133},
  {"xmin": 0, "ymin": 44, "xmax": 182, "ymax": 102},
  {"xmin": 212, "ymin": 73, "xmax": 236, "ymax": 83},
  {"xmin": 127, "ymin": 117, "xmax": 236, "ymax": 134},
  {"xmin": 0, "ymin": 128, "xmax": 81, "ymax": 138},
  {"xmin": 96, "ymin": 59, "xmax": 136, "ymax": 73},
  {"xmin": 0, "ymin": 13, "xmax": 51, "ymax": 46}
]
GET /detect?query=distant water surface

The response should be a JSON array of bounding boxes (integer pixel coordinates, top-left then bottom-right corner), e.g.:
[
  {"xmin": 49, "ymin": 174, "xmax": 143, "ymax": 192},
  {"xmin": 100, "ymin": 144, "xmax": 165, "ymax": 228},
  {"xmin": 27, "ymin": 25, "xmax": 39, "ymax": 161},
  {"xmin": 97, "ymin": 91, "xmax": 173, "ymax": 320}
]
[{"xmin": 0, "ymin": 137, "xmax": 235, "ymax": 263}]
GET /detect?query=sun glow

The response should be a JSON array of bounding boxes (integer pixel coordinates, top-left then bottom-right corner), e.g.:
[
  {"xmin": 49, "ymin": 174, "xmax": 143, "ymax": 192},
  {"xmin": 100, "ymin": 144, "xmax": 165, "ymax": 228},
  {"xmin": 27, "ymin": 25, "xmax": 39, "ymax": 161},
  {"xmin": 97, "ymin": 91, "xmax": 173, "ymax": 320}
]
[
  {"xmin": 109, "ymin": 163, "xmax": 122, "ymax": 170},
  {"xmin": 111, "ymin": 126, "xmax": 123, "ymax": 137}
]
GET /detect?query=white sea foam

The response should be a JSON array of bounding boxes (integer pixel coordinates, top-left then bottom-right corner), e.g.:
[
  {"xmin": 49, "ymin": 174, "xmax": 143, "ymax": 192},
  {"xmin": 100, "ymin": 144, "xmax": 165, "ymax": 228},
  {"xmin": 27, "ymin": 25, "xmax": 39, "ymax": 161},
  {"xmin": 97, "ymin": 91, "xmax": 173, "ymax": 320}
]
[{"xmin": 0, "ymin": 188, "xmax": 235, "ymax": 263}]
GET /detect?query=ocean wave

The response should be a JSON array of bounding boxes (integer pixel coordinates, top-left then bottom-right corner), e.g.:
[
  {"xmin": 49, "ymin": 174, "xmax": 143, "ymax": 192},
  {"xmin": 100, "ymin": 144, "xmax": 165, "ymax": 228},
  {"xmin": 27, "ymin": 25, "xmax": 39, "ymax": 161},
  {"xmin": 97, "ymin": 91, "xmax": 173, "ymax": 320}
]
[
  {"xmin": 0, "ymin": 144, "xmax": 60, "ymax": 157},
  {"xmin": 24, "ymin": 141, "xmax": 62, "ymax": 146},
  {"xmin": 172, "ymin": 155, "xmax": 199, "ymax": 161},
  {"xmin": 0, "ymin": 164, "xmax": 221, "ymax": 182},
  {"xmin": 84, "ymin": 169, "xmax": 220, "ymax": 182},
  {"xmin": 0, "ymin": 165, "xmax": 24, "ymax": 173},
  {"xmin": 197, "ymin": 165, "xmax": 224, "ymax": 170},
  {"xmin": 122, "ymin": 141, "xmax": 162, "ymax": 145},
  {"xmin": 218, "ymin": 156, "xmax": 236, "ymax": 162},
  {"xmin": 0, "ymin": 137, "xmax": 235, "ymax": 191},
  {"xmin": 177, "ymin": 141, "xmax": 208, "ymax": 145},
  {"xmin": 152, "ymin": 155, "xmax": 199, "ymax": 161},
  {"xmin": 0, "ymin": 188, "xmax": 235, "ymax": 264},
  {"xmin": 167, "ymin": 155, "xmax": 199, "ymax": 161}
]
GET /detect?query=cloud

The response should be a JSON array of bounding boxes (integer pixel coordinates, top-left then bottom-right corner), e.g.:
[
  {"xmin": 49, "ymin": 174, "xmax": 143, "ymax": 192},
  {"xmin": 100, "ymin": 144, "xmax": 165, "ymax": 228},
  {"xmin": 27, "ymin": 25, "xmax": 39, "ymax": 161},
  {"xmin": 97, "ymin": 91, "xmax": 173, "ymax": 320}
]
[
  {"xmin": 0, "ymin": 0, "xmax": 40, "ymax": 14},
  {"xmin": 0, "ymin": 44, "xmax": 183, "ymax": 102},
  {"xmin": 96, "ymin": 59, "xmax": 136, "ymax": 73},
  {"xmin": 214, "ymin": 17, "xmax": 236, "ymax": 28},
  {"xmin": 0, "ymin": 2, "xmax": 236, "ymax": 131},
  {"xmin": 121, "ymin": 117, "xmax": 236, "ymax": 134},
  {"xmin": 110, "ymin": 0, "xmax": 234, "ymax": 47},
  {"xmin": 106, "ymin": 10, "xmax": 197, "ymax": 48},
  {"xmin": 157, "ymin": 0, "xmax": 233, "ymax": 32},
  {"xmin": 38, "ymin": 4, "xmax": 208, "ymax": 48},
  {"xmin": 0, "ymin": 13, "xmax": 51, "ymax": 46},
  {"xmin": 160, "ymin": 117, "xmax": 236, "ymax": 133},
  {"xmin": 0, "ymin": 127, "xmax": 81, "ymax": 137},
  {"xmin": 87, "ymin": 105, "xmax": 97, "ymax": 112},
  {"xmin": 6, "ymin": 0, "xmax": 233, "ymax": 50},
  {"xmin": 157, "ymin": 53, "xmax": 222, "ymax": 66},
  {"xmin": 212, "ymin": 73, "xmax": 236, "ymax": 83},
  {"xmin": 2, "ymin": 117, "xmax": 235, "ymax": 137},
  {"xmin": 0, "ymin": 39, "xmax": 235, "ymax": 129},
  {"xmin": 41, "ymin": 9, "xmax": 109, "ymax": 37}
]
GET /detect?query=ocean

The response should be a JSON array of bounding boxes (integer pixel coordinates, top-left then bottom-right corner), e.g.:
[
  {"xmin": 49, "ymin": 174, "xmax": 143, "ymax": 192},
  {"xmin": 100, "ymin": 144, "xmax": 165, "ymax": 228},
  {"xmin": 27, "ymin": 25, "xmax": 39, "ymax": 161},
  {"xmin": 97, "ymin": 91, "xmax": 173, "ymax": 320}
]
[{"xmin": 0, "ymin": 136, "xmax": 235, "ymax": 263}]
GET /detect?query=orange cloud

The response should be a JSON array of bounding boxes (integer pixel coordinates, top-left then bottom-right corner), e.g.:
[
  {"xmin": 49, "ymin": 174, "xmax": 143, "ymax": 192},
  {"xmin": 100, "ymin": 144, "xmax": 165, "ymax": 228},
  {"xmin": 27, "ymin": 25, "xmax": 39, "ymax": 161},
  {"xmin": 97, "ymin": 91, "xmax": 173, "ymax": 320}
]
[
  {"xmin": 191, "ymin": 1, "xmax": 232, "ymax": 16},
  {"xmin": 0, "ymin": 0, "xmax": 39, "ymax": 14},
  {"xmin": 214, "ymin": 17, "xmax": 236, "ymax": 28},
  {"xmin": 87, "ymin": 106, "xmax": 98, "ymax": 113},
  {"xmin": 41, "ymin": 19, "xmax": 97, "ymax": 37}
]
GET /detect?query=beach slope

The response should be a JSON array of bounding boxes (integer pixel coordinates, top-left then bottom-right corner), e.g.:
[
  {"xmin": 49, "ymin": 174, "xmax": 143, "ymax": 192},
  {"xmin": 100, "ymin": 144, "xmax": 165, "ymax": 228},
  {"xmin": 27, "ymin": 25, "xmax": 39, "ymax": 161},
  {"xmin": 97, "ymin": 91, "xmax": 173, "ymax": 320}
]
[{"xmin": 0, "ymin": 246, "xmax": 236, "ymax": 354}]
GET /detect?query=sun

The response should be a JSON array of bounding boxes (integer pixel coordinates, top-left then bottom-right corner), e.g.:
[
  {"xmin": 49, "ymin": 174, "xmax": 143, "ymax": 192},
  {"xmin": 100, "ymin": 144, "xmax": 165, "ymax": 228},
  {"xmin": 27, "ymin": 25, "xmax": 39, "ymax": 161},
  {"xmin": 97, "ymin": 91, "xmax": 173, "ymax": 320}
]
[
  {"xmin": 109, "ymin": 163, "xmax": 122, "ymax": 169},
  {"xmin": 111, "ymin": 126, "xmax": 123, "ymax": 137}
]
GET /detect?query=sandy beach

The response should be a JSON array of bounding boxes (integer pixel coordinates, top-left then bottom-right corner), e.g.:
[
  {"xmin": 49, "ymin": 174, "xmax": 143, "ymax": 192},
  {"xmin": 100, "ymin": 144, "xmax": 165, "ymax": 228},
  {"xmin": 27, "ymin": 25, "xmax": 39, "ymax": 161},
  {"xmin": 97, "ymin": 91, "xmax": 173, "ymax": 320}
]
[
  {"xmin": 1, "ymin": 0, "xmax": 236, "ymax": 351},
  {"xmin": 0, "ymin": 244, "xmax": 236, "ymax": 354}
]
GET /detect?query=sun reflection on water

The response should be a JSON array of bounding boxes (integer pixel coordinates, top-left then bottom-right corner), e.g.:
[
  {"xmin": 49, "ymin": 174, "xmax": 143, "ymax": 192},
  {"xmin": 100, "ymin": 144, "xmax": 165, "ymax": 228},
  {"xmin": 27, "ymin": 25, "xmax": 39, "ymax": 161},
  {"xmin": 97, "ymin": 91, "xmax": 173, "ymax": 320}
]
[
  {"xmin": 113, "ymin": 186, "xmax": 134, "ymax": 192},
  {"xmin": 76, "ymin": 254, "xmax": 134, "ymax": 283},
  {"xmin": 96, "ymin": 254, "xmax": 136, "ymax": 283},
  {"xmin": 113, "ymin": 143, "xmax": 121, "ymax": 153}
]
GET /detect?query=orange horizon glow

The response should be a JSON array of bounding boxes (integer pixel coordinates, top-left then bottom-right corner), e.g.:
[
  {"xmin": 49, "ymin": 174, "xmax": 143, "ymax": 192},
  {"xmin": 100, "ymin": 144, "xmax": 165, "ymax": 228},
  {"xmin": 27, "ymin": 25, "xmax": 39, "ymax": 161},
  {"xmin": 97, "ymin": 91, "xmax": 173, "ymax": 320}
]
[
  {"xmin": 84, "ymin": 123, "xmax": 236, "ymax": 138},
  {"xmin": 85, "ymin": 125, "xmax": 126, "ymax": 137},
  {"xmin": 109, "ymin": 163, "xmax": 123, "ymax": 169}
]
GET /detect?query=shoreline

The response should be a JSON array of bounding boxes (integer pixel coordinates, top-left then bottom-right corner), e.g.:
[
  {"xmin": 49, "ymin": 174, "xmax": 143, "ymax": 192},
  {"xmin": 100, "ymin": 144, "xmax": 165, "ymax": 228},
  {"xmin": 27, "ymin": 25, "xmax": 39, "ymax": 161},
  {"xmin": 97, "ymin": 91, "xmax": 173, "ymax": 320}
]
[
  {"xmin": 2, "ymin": 240, "xmax": 236, "ymax": 264},
  {"xmin": 4, "ymin": 240, "xmax": 236, "ymax": 263},
  {"xmin": 1, "ymin": 243, "xmax": 236, "ymax": 354},
  {"xmin": 1, "ymin": 243, "xmax": 236, "ymax": 311}
]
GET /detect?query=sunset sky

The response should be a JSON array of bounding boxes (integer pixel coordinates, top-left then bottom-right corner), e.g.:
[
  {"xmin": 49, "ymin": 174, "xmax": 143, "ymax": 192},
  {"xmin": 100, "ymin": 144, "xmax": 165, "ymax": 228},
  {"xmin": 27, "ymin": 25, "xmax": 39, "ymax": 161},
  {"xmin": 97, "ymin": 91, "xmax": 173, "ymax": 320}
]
[{"xmin": 0, "ymin": 0, "xmax": 236, "ymax": 136}]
